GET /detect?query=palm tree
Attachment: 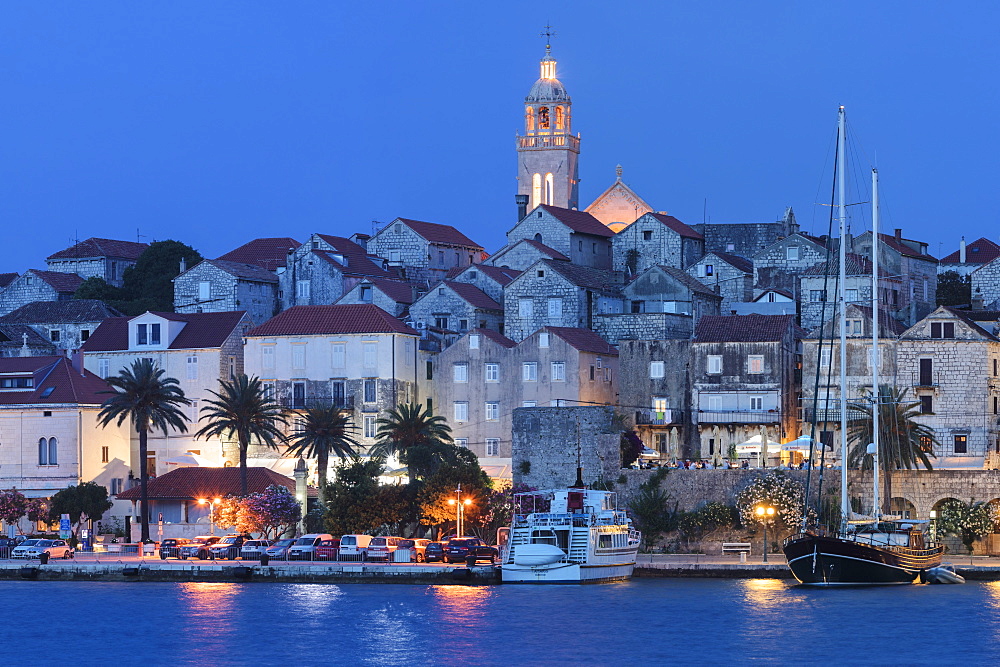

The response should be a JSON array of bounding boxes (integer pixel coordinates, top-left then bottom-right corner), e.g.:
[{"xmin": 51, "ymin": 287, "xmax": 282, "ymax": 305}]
[
  {"xmin": 847, "ymin": 385, "xmax": 938, "ymax": 514},
  {"xmin": 195, "ymin": 374, "xmax": 287, "ymax": 496},
  {"xmin": 285, "ymin": 404, "xmax": 360, "ymax": 505},
  {"xmin": 372, "ymin": 402, "xmax": 453, "ymax": 485},
  {"xmin": 97, "ymin": 358, "xmax": 190, "ymax": 542}
]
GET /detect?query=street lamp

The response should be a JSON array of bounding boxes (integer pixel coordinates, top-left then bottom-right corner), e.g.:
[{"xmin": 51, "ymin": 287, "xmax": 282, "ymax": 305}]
[
  {"xmin": 755, "ymin": 504, "xmax": 776, "ymax": 563},
  {"xmin": 447, "ymin": 483, "xmax": 473, "ymax": 538},
  {"xmin": 197, "ymin": 497, "xmax": 223, "ymax": 535}
]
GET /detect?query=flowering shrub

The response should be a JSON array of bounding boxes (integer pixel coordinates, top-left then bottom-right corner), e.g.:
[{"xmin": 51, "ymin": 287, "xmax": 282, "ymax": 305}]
[
  {"xmin": 0, "ymin": 489, "xmax": 28, "ymax": 529},
  {"xmin": 678, "ymin": 501, "xmax": 735, "ymax": 539},
  {"xmin": 25, "ymin": 498, "xmax": 49, "ymax": 524},
  {"xmin": 939, "ymin": 499, "xmax": 995, "ymax": 553},
  {"xmin": 734, "ymin": 472, "xmax": 805, "ymax": 528},
  {"xmin": 215, "ymin": 486, "xmax": 301, "ymax": 539}
]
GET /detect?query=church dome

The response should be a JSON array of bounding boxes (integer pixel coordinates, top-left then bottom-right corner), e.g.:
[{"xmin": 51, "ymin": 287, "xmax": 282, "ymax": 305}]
[{"xmin": 526, "ymin": 76, "xmax": 570, "ymax": 103}]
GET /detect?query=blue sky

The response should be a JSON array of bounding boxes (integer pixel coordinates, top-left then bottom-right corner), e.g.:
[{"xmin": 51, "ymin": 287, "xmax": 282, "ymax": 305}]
[{"xmin": 3, "ymin": 2, "xmax": 998, "ymax": 272}]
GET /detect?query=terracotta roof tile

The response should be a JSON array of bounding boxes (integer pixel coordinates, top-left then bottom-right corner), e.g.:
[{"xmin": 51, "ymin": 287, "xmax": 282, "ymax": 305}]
[
  {"xmin": 368, "ymin": 278, "xmax": 420, "ymax": 305},
  {"xmin": 116, "ymin": 466, "xmax": 294, "ymax": 500},
  {"xmin": 447, "ymin": 264, "xmax": 523, "ymax": 285},
  {"xmin": 47, "ymin": 238, "xmax": 148, "ymax": 262},
  {"xmin": 0, "ymin": 273, "xmax": 17, "ymax": 289},
  {"xmin": 393, "ymin": 219, "xmax": 483, "ymax": 249},
  {"xmin": 247, "ymin": 304, "xmax": 417, "ymax": 337},
  {"xmin": 522, "ymin": 239, "xmax": 570, "ymax": 260},
  {"xmin": 543, "ymin": 261, "xmax": 620, "ymax": 292},
  {"xmin": 445, "ymin": 282, "xmax": 502, "ymax": 311},
  {"xmin": 0, "ymin": 356, "xmax": 111, "ymax": 406},
  {"xmin": 940, "ymin": 237, "xmax": 1000, "ymax": 265},
  {"xmin": 543, "ymin": 327, "xmax": 617, "ymax": 355},
  {"xmin": 216, "ymin": 237, "xmax": 301, "ymax": 271},
  {"xmin": 30, "ymin": 271, "xmax": 84, "ymax": 293},
  {"xmin": 694, "ymin": 314, "xmax": 804, "ymax": 342},
  {"xmin": 654, "ymin": 265, "xmax": 719, "ymax": 297},
  {"xmin": 203, "ymin": 260, "xmax": 279, "ymax": 283},
  {"xmin": 878, "ymin": 233, "xmax": 937, "ymax": 261},
  {"xmin": 712, "ymin": 252, "xmax": 753, "ymax": 274},
  {"xmin": 646, "ymin": 213, "xmax": 704, "ymax": 240},
  {"xmin": 538, "ymin": 205, "xmax": 614, "ymax": 238},
  {"xmin": 0, "ymin": 300, "xmax": 122, "ymax": 324},
  {"xmin": 0, "ymin": 323, "xmax": 53, "ymax": 350},
  {"xmin": 468, "ymin": 328, "xmax": 517, "ymax": 348},
  {"xmin": 314, "ymin": 236, "xmax": 392, "ymax": 277},
  {"xmin": 81, "ymin": 311, "xmax": 248, "ymax": 352},
  {"xmin": 942, "ymin": 306, "xmax": 998, "ymax": 341}
]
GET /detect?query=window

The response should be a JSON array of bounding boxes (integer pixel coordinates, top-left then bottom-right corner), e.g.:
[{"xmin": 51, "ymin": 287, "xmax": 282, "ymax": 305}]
[
  {"xmin": 459, "ymin": 319, "xmax": 469, "ymax": 332},
  {"xmin": 198, "ymin": 282, "xmax": 210, "ymax": 301},
  {"xmin": 101, "ymin": 446, "xmax": 109, "ymax": 464},
  {"xmin": 954, "ymin": 435, "xmax": 968, "ymax": 454},
  {"xmin": 532, "ymin": 173, "xmax": 542, "ymax": 208},
  {"xmin": 296, "ymin": 280, "xmax": 311, "ymax": 300},
  {"xmin": 292, "ymin": 382, "xmax": 306, "ymax": 409},
  {"xmin": 919, "ymin": 358, "xmax": 933, "ymax": 386},
  {"xmin": 707, "ymin": 355, "xmax": 722, "ymax": 374},
  {"xmin": 845, "ymin": 319, "xmax": 863, "ymax": 335},
  {"xmin": 359, "ymin": 285, "xmax": 373, "ymax": 302},
  {"xmin": 454, "ymin": 402, "xmax": 469, "ymax": 422},
  {"xmin": 547, "ymin": 298, "xmax": 563, "ymax": 320},
  {"xmin": 50, "ymin": 329, "xmax": 60, "ymax": 343},
  {"xmin": 453, "ymin": 363, "xmax": 469, "ymax": 383},
  {"xmin": 519, "ymin": 299, "xmax": 533, "ymax": 318},
  {"xmin": 262, "ymin": 345, "xmax": 275, "ymax": 369},
  {"xmin": 551, "ymin": 362, "xmax": 566, "ymax": 382},
  {"xmin": 485, "ymin": 402, "xmax": 499, "ymax": 421},
  {"xmin": 110, "ymin": 478, "xmax": 123, "ymax": 495},
  {"xmin": 704, "ymin": 264, "xmax": 714, "ymax": 277},
  {"xmin": 262, "ymin": 382, "xmax": 275, "ymax": 401},
  {"xmin": 80, "ymin": 329, "xmax": 90, "ymax": 342},
  {"xmin": 919, "ymin": 395, "xmax": 933, "ymax": 414},
  {"xmin": 486, "ymin": 439, "xmax": 500, "ymax": 457},
  {"xmin": 930, "ymin": 322, "xmax": 955, "ymax": 339},
  {"xmin": 485, "ymin": 363, "xmax": 499, "ymax": 382},
  {"xmin": 229, "ymin": 356, "xmax": 236, "ymax": 379},
  {"xmin": 39, "ymin": 437, "xmax": 57, "ymax": 466},
  {"xmin": 292, "ymin": 345, "xmax": 306, "ymax": 370},
  {"xmin": 332, "ymin": 343, "xmax": 346, "ymax": 368},
  {"xmin": 435, "ymin": 316, "xmax": 448, "ymax": 330},
  {"xmin": 522, "ymin": 362, "xmax": 538, "ymax": 382},
  {"xmin": 810, "ymin": 290, "xmax": 826, "ymax": 302},
  {"xmin": 331, "ymin": 380, "xmax": 346, "ymax": 408},
  {"xmin": 726, "ymin": 243, "xmax": 736, "ymax": 252},
  {"xmin": 98, "ymin": 359, "xmax": 110, "ymax": 379},
  {"xmin": 748, "ymin": 355, "xmax": 764, "ymax": 374},
  {"xmin": 995, "ymin": 396, "xmax": 998, "ymax": 415},
  {"xmin": 707, "ymin": 395, "xmax": 723, "ymax": 411},
  {"xmin": 819, "ymin": 347, "xmax": 832, "ymax": 370},
  {"xmin": 455, "ymin": 438, "xmax": 469, "ymax": 448},
  {"xmin": 545, "ymin": 173, "xmax": 554, "ymax": 205},
  {"xmin": 868, "ymin": 346, "xmax": 883, "ymax": 369},
  {"xmin": 364, "ymin": 379, "xmax": 377, "ymax": 403},
  {"xmin": 363, "ymin": 342, "xmax": 378, "ymax": 368},
  {"xmin": 642, "ymin": 230, "xmax": 653, "ymax": 241},
  {"xmin": 590, "ymin": 365, "xmax": 596, "ymax": 381},
  {"xmin": 649, "ymin": 361, "xmax": 665, "ymax": 378},
  {"xmin": 364, "ymin": 415, "xmax": 377, "ymax": 439},
  {"xmin": 845, "ymin": 289, "xmax": 858, "ymax": 303},
  {"xmin": 469, "ymin": 334, "xmax": 479, "ymax": 349},
  {"xmin": 426, "ymin": 361, "xmax": 433, "ymax": 380},
  {"xmin": 523, "ymin": 401, "xmax": 537, "ymax": 408},
  {"xmin": 539, "ymin": 332, "xmax": 549, "ymax": 347},
  {"xmin": 186, "ymin": 355, "xmax": 198, "ymax": 380},
  {"xmin": 438, "ymin": 251, "xmax": 445, "ymax": 265},
  {"xmin": 389, "ymin": 250, "xmax": 401, "ymax": 263},
  {"xmin": 749, "ymin": 396, "xmax": 764, "ymax": 410},
  {"xmin": 631, "ymin": 300, "xmax": 643, "ymax": 313},
  {"xmin": 787, "ymin": 246, "xmax": 799, "ymax": 260},
  {"xmin": 136, "ymin": 323, "xmax": 158, "ymax": 345}
]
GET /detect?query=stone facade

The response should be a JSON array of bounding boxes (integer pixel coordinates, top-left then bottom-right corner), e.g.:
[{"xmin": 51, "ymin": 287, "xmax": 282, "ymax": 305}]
[
  {"xmin": 584, "ymin": 170, "xmax": 653, "ymax": 229},
  {"xmin": 696, "ymin": 209, "xmax": 798, "ymax": 259},
  {"xmin": 798, "ymin": 255, "xmax": 903, "ymax": 331},
  {"xmin": 446, "ymin": 265, "xmax": 520, "ymax": 307},
  {"xmin": 487, "ymin": 238, "xmax": 567, "ymax": 271},
  {"xmin": 0, "ymin": 270, "xmax": 83, "ymax": 317},
  {"xmin": 336, "ymin": 278, "xmax": 420, "ymax": 317},
  {"xmin": 0, "ymin": 300, "xmax": 120, "ymax": 354},
  {"xmin": 173, "ymin": 259, "xmax": 279, "ymax": 326},
  {"xmin": 279, "ymin": 234, "xmax": 390, "ymax": 311},
  {"xmin": 971, "ymin": 257, "xmax": 1000, "ymax": 309},
  {"xmin": 0, "ymin": 324, "xmax": 54, "ymax": 358},
  {"xmin": 622, "ymin": 265, "xmax": 721, "ymax": 323},
  {"xmin": 45, "ymin": 237, "xmax": 148, "ymax": 288},
  {"xmin": 612, "ymin": 212, "xmax": 704, "ymax": 274},
  {"xmin": 368, "ymin": 218, "xmax": 483, "ymax": 284},
  {"xmin": 687, "ymin": 253, "xmax": 753, "ymax": 315},
  {"xmin": 506, "ymin": 206, "xmax": 613, "ymax": 270},
  {"xmin": 853, "ymin": 230, "xmax": 938, "ymax": 325},
  {"xmin": 751, "ymin": 232, "xmax": 828, "ymax": 296},
  {"xmin": 592, "ymin": 312, "xmax": 694, "ymax": 344},
  {"xmin": 408, "ymin": 282, "xmax": 504, "ymax": 338},
  {"xmin": 512, "ymin": 406, "xmax": 621, "ymax": 489}
]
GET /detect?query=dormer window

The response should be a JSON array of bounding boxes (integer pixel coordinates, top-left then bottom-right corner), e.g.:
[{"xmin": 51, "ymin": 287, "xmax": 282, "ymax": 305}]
[
  {"xmin": 359, "ymin": 285, "xmax": 372, "ymax": 303},
  {"xmin": 930, "ymin": 322, "xmax": 955, "ymax": 339},
  {"xmin": 137, "ymin": 323, "xmax": 161, "ymax": 346},
  {"xmin": 0, "ymin": 377, "xmax": 33, "ymax": 389}
]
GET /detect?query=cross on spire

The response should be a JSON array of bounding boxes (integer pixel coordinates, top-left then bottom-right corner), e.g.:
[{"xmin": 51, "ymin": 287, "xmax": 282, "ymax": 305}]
[{"xmin": 540, "ymin": 24, "xmax": 556, "ymax": 54}]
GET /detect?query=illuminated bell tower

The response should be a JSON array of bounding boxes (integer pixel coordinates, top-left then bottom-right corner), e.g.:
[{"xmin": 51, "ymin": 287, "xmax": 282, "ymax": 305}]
[{"xmin": 516, "ymin": 38, "xmax": 580, "ymax": 213}]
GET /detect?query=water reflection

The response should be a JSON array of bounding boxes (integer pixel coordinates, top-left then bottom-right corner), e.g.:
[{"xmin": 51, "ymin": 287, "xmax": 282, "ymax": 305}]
[
  {"xmin": 741, "ymin": 578, "xmax": 791, "ymax": 609},
  {"xmin": 177, "ymin": 582, "xmax": 241, "ymax": 646},
  {"xmin": 427, "ymin": 586, "xmax": 494, "ymax": 663},
  {"xmin": 284, "ymin": 584, "xmax": 343, "ymax": 628}
]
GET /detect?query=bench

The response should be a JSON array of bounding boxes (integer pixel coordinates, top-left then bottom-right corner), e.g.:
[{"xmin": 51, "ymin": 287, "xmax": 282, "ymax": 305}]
[{"xmin": 722, "ymin": 542, "xmax": 752, "ymax": 555}]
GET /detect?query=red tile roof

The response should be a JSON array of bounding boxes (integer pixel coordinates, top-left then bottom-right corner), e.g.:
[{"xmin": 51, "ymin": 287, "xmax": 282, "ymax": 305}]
[
  {"xmin": 446, "ymin": 264, "xmax": 523, "ymax": 285},
  {"xmin": 116, "ymin": 466, "xmax": 295, "ymax": 500},
  {"xmin": 468, "ymin": 328, "xmax": 517, "ymax": 348},
  {"xmin": 694, "ymin": 314, "xmax": 804, "ymax": 342},
  {"xmin": 940, "ymin": 237, "xmax": 1000, "ymax": 265},
  {"xmin": 216, "ymin": 237, "xmax": 301, "ymax": 271},
  {"xmin": 445, "ymin": 282, "xmax": 502, "ymax": 311},
  {"xmin": 0, "ymin": 273, "xmax": 17, "ymax": 289},
  {"xmin": 647, "ymin": 213, "xmax": 704, "ymax": 240},
  {"xmin": 314, "ymin": 235, "xmax": 392, "ymax": 277},
  {"xmin": 369, "ymin": 278, "xmax": 420, "ymax": 304},
  {"xmin": 31, "ymin": 270, "xmax": 84, "ymax": 293},
  {"xmin": 47, "ymin": 238, "xmax": 148, "ymax": 261},
  {"xmin": 712, "ymin": 252, "xmax": 753, "ymax": 274},
  {"xmin": 878, "ymin": 233, "xmax": 936, "ymax": 261},
  {"xmin": 654, "ymin": 266, "xmax": 720, "ymax": 298},
  {"xmin": 542, "ymin": 261, "xmax": 619, "ymax": 292},
  {"xmin": 196, "ymin": 260, "xmax": 278, "ymax": 283},
  {"xmin": 539, "ymin": 205, "xmax": 614, "ymax": 238},
  {"xmin": 81, "ymin": 311, "xmax": 248, "ymax": 352},
  {"xmin": 544, "ymin": 327, "xmax": 617, "ymax": 355},
  {"xmin": 248, "ymin": 304, "xmax": 417, "ymax": 337},
  {"xmin": 393, "ymin": 219, "xmax": 483, "ymax": 249},
  {"xmin": 0, "ymin": 356, "xmax": 111, "ymax": 406}
]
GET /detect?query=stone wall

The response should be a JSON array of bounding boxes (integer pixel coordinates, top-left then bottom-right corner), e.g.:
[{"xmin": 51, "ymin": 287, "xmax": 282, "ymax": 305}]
[
  {"xmin": 593, "ymin": 312, "xmax": 693, "ymax": 344},
  {"xmin": 512, "ymin": 406, "xmax": 621, "ymax": 489},
  {"xmin": 612, "ymin": 215, "xmax": 686, "ymax": 273},
  {"xmin": 0, "ymin": 274, "xmax": 62, "ymax": 317},
  {"xmin": 503, "ymin": 269, "xmax": 591, "ymax": 341},
  {"xmin": 687, "ymin": 256, "xmax": 752, "ymax": 314},
  {"xmin": 174, "ymin": 262, "xmax": 277, "ymax": 326},
  {"xmin": 752, "ymin": 235, "xmax": 827, "ymax": 295},
  {"xmin": 408, "ymin": 286, "xmax": 502, "ymax": 337},
  {"xmin": 697, "ymin": 221, "xmax": 792, "ymax": 260}
]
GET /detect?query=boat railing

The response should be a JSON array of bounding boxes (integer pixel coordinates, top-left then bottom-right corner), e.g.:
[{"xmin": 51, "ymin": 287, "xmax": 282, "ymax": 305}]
[
  {"xmin": 784, "ymin": 532, "xmax": 943, "ymax": 558},
  {"xmin": 513, "ymin": 512, "xmax": 592, "ymax": 528}
]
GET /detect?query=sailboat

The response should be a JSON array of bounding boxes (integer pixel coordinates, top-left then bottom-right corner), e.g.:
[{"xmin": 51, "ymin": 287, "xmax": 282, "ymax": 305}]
[{"xmin": 782, "ymin": 107, "xmax": 944, "ymax": 585}]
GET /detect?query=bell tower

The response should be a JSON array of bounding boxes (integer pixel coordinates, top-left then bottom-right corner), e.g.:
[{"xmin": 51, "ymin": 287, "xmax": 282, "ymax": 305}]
[{"xmin": 516, "ymin": 30, "xmax": 580, "ymax": 214}]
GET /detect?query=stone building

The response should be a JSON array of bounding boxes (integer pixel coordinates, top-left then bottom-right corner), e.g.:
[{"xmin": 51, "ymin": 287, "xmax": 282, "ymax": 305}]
[
  {"xmin": 503, "ymin": 259, "xmax": 623, "ymax": 342},
  {"xmin": 408, "ymin": 281, "xmax": 504, "ymax": 345},
  {"xmin": 279, "ymin": 233, "xmax": 393, "ymax": 311},
  {"xmin": 852, "ymin": 229, "xmax": 938, "ymax": 325},
  {"xmin": 445, "ymin": 264, "xmax": 521, "ymax": 306},
  {"xmin": 486, "ymin": 238, "xmax": 568, "ymax": 271},
  {"xmin": 512, "ymin": 406, "xmax": 621, "ymax": 490},
  {"xmin": 0, "ymin": 324, "xmax": 53, "ymax": 358},
  {"xmin": 173, "ymin": 259, "xmax": 279, "ymax": 325},
  {"xmin": 798, "ymin": 253, "xmax": 901, "ymax": 331},
  {"xmin": 687, "ymin": 252, "xmax": 753, "ymax": 314},
  {"xmin": 81, "ymin": 310, "xmax": 252, "ymax": 475},
  {"xmin": 751, "ymin": 231, "xmax": 829, "ymax": 297},
  {"xmin": 216, "ymin": 237, "xmax": 301, "ymax": 272},
  {"xmin": 244, "ymin": 304, "xmax": 423, "ymax": 453},
  {"xmin": 970, "ymin": 256, "xmax": 1000, "ymax": 310},
  {"xmin": 0, "ymin": 300, "xmax": 122, "ymax": 353},
  {"xmin": 336, "ymin": 277, "xmax": 422, "ymax": 317},
  {"xmin": 0, "ymin": 270, "xmax": 83, "ymax": 317},
  {"xmin": 367, "ymin": 218, "xmax": 484, "ymax": 284},
  {"xmin": 584, "ymin": 166, "xmax": 654, "ymax": 231},
  {"xmin": 613, "ymin": 212, "xmax": 705, "ymax": 275},
  {"xmin": 505, "ymin": 205, "xmax": 614, "ymax": 271},
  {"xmin": 45, "ymin": 237, "xmax": 148, "ymax": 288},
  {"xmin": 695, "ymin": 208, "xmax": 799, "ymax": 259},
  {"xmin": 733, "ymin": 289, "xmax": 797, "ymax": 317},
  {"xmin": 939, "ymin": 237, "xmax": 1000, "ymax": 278},
  {"xmin": 435, "ymin": 328, "xmax": 618, "ymax": 465},
  {"xmin": 690, "ymin": 314, "xmax": 805, "ymax": 462}
]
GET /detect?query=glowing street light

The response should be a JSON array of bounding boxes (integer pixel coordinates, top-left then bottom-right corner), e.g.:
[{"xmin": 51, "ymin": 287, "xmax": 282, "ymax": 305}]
[
  {"xmin": 197, "ymin": 497, "xmax": 223, "ymax": 535},
  {"xmin": 447, "ymin": 483, "xmax": 473, "ymax": 538},
  {"xmin": 755, "ymin": 504, "xmax": 776, "ymax": 563}
]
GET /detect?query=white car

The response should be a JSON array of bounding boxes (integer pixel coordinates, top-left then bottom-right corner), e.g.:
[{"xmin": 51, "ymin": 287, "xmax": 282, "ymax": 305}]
[
  {"xmin": 13, "ymin": 539, "xmax": 73, "ymax": 559},
  {"xmin": 239, "ymin": 539, "xmax": 272, "ymax": 560}
]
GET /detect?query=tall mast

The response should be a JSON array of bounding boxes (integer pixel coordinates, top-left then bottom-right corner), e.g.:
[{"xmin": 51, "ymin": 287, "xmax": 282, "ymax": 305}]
[
  {"xmin": 871, "ymin": 168, "xmax": 881, "ymax": 520},
  {"xmin": 838, "ymin": 106, "xmax": 849, "ymax": 528}
]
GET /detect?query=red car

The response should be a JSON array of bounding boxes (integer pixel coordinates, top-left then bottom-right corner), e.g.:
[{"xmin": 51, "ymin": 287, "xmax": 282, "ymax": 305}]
[{"xmin": 314, "ymin": 538, "xmax": 341, "ymax": 561}]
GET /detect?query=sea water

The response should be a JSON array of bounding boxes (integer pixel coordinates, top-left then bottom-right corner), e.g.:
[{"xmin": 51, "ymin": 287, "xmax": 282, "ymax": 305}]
[{"xmin": 8, "ymin": 578, "xmax": 994, "ymax": 665}]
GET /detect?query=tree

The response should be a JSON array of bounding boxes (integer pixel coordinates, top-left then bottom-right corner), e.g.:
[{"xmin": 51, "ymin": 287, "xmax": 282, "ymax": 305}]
[
  {"xmin": 26, "ymin": 498, "xmax": 49, "ymax": 526},
  {"xmin": 120, "ymin": 240, "xmax": 203, "ymax": 313},
  {"xmin": 215, "ymin": 486, "xmax": 301, "ymax": 539},
  {"xmin": 848, "ymin": 385, "xmax": 938, "ymax": 514},
  {"xmin": 372, "ymin": 403, "xmax": 453, "ymax": 485},
  {"xmin": 323, "ymin": 457, "xmax": 409, "ymax": 536},
  {"xmin": 74, "ymin": 276, "xmax": 125, "ymax": 306},
  {"xmin": 628, "ymin": 469, "xmax": 678, "ymax": 549},
  {"xmin": 936, "ymin": 270, "xmax": 971, "ymax": 307},
  {"xmin": 0, "ymin": 489, "xmax": 28, "ymax": 532},
  {"xmin": 620, "ymin": 429, "xmax": 643, "ymax": 469},
  {"xmin": 285, "ymin": 404, "xmax": 360, "ymax": 505},
  {"xmin": 195, "ymin": 374, "xmax": 287, "ymax": 496},
  {"xmin": 48, "ymin": 482, "xmax": 114, "ymax": 541},
  {"xmin": 416, "ymin": 455, "xmax": 492, "ymax": 536},
  {"xmin": 98, "ymin": 358, "xmax": 190, "ymax": 542},
  {"xmin": 938, "ymin": 499, "xmax": 995, "ymax": 554}
]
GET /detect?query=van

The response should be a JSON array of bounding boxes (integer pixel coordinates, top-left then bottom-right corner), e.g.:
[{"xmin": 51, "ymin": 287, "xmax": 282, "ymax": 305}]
[
  {"xmin": 288, "ymin": 533, "xmax": 334, "ymax": 561},
  {"xmin": 367, "ymin": 536, "xmax": 404, "ymax": 561},
  {"xmin": 338, "ymin": 534, "xmax": 373, "ymax": 561}
]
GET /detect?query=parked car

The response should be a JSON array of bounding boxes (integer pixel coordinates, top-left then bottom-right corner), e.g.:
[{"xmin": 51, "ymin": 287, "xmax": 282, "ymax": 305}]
[
  {"xmin": 288, "ymin": 533, "xmax": 334, "ymax": 561},
  {"xmin": 159, "ymin": 537, "xmax": 191, "ymax": 560},
  {"xmin": 424, "ymin": 541, "xmax": 445, "ymax": 563},
  {"xmin": 396, "ymin": 538, "xmax": 431, "ymax": 563},
  {"xmin": 444, "ymin": 537, "xmax": 498, "ymax": 564},
  {"xmin": 208, "ymin": 535, "xmax": 247, "ymax": 559},
  {"xmin": 338, "ymin": 534, "xmax": 373, "ymax": 561},
  {"xmin": 314, "ymin": 538, "xmax": 341, "ymax": 561},
  {"xmin": 179, "ymin": 535, "xmax": 221, "ymax": 560},
  {"xmin": 239, "ymin": 539, "xmax": 272, "ymax": 561},
  {"xmin": 0, "ymin": 536, "xmax": 18, "ymax": 557},
  {"xmin": 13, "ymin": 539, "xmax": 73, "ymax": 560},
  {"xmin": 367, "ymin": 536, "xmax": 404, "ymax": 561},
  {"xmin": 265, "ymin": 538, "xmax": 295, "ymax": 560}
]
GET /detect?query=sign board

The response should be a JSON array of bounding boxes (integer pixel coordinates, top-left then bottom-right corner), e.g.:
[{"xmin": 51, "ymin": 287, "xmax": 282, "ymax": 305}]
[{"xmin": 59, "ymin": 513, "xmax": 71, "ymax": 539}]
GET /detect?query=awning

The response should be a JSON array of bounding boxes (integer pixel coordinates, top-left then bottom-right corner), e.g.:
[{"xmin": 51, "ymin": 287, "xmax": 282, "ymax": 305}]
[
  {"xmin": 734, "ymin": 434, "xmax": 781, "ymax": 454},
  {"xmin": 164, "ymin": 452, "xmax": 219, "ymax": 467}
]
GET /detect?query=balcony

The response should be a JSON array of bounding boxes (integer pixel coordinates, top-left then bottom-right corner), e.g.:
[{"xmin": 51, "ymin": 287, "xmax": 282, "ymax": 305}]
[
  {"xmin": 697, "ymin": 410, "xmax": 780, "ymax": 425},
  {"xmin": 635, "ymin": 408, "xmax": 682, "ymax": 426},
  {"xmin": 516, "ymin": 134, "xmax": 580, "ymax": 151},
  {"xmin": 278, "ymin": 396, "xmax": 355, "ymax": 411},
  {"xmin": 800, "ymin": 407, "xmax": 866, "ymax": 423}
]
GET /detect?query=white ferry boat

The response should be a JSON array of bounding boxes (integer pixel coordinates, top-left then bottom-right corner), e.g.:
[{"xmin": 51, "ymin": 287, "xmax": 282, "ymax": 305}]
[{"xmin": 501, "ymin": 487, "xmax": 641, "ymax": 584}]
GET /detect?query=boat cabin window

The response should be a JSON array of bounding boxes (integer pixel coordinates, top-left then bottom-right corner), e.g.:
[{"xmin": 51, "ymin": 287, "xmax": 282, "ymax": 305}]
[
  {"xmin": 531, "ymin": 530, "xmax": 557, "ymax": 546},
  {"xmin": 599, "ymin": 534, "xmax": 613, "ymax": 549},
  {"xmin": 568, "ymin": 492, "xmax": 584, "ymax": 512}
]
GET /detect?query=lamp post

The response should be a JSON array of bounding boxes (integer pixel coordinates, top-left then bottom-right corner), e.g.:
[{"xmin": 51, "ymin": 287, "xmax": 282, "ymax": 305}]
[
  {"xmin": 197, "ymin": 497, "xmax": 223, "ymax": 535},
  {"xmin": 755, "ymin": 504, "xmax": 776, "ymax": 563},
  {"xmin": 447, "ymin": 483, "xmax": 473, "ymax": 538}
]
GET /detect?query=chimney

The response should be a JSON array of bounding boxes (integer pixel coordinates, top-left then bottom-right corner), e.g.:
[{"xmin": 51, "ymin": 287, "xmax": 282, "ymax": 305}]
[
  {"xmin": 71, "ymin": 351, "xmax": 85, "ymax": 376},
  {"xmin": 894, "ymin": 228, "xmax": 902, "ymax": 241},
  {"xmin": 516, "ymin": 194, "xmax": 529, "ymax": 221},
  {"xmin": 960, "ymin": 236, "xmax": 967, "ymax": 264},
  {"xmin": 179, "ymin": 257, "xmax": 187, "ymax": 273}
]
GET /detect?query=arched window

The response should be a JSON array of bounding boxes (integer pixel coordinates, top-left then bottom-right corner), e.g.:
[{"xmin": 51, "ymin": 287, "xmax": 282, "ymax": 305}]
[
  {"xmin": 555, "ymin": 106, "xmax": 564, "ymax": 130},
  {"xmin": 538, "ymin": 106, "xmax": 550, "ymax": 130},
  {"xmin": 48, "ymin": 437, "xmax": 58, "ymax": 465},
  {"xmin": 545, "ymin": 173, "xmax": 554, "ymax": 206},
  {"xmin": 38, "ymin": 438, "xmax": 47, "ymax": 465},
  {"xmin": 532, "ymin": 173, "xmax": 542, "ymax": 209},
  {"xmin": 525, "ymin": 107, "xmax": 535, "ymax": 133},
  {"xmin": 534, "ymin": 233, "xmax": 543, "ymax": 243}
]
